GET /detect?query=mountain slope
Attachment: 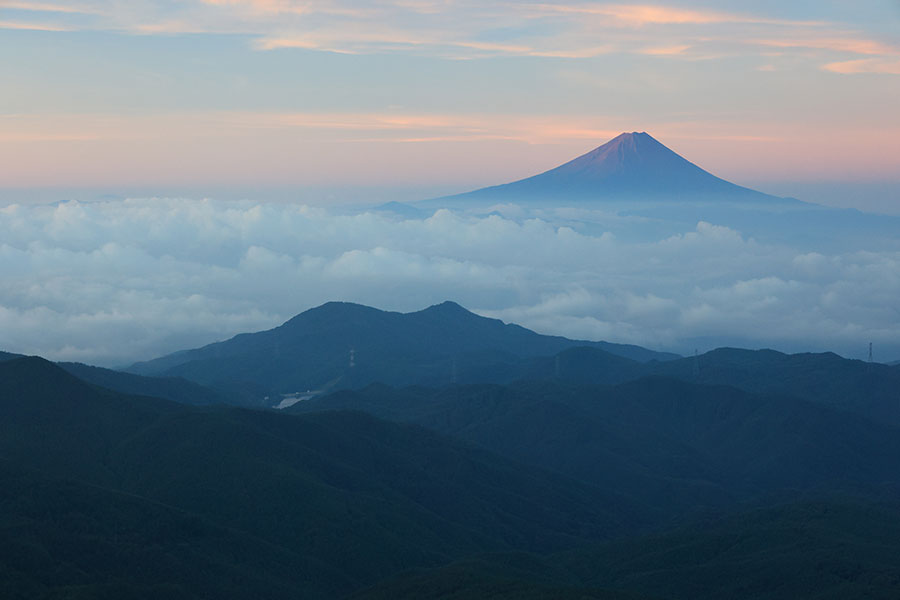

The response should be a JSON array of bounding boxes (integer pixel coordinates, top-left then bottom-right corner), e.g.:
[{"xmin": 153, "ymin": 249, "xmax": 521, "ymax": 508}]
[
  {"xmin": 5, "ymin": 355, "xmax": 900, "ymax": 598},
  {"xmin": 126, "ymin": 301, "xmax": 676, "ymax": 401},
  {"xmin": 0, "ymin": 351, "xmax": 24, "ymax": 362},
  {"xmin": 0, "ymin": 458, "xmax": 346, "ymax": 600},
  {"xmin": 508, "ymin": 346, "xmax": 900, "ymax": 427},
  {"xmin": 556, "ymin": 501, "xmax": 900, "ymax": 600},
  {"xmin": 0, "ymin": 357, "xmax": 639, "ymax": 598},
  {"xmin": 651, "ymin": 347, "xmax": 900, "ymax": 425},
  {"xmin": 432, "ymin": 132, "xmax": 789, "ymax": 205},
  {"xmin": 292, "ymin": 377, "xmax": 900, "ymax": 517},
  {"xmin": 352, "ymin": 500, "xmax": 900, "ymax": 600},
  {"xmin": 59, "ymin": 361, "xmax": 239, "ymax": 406}
]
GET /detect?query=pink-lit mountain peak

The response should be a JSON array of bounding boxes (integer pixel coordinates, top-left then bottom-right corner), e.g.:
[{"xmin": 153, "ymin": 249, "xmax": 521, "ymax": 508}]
[
  {"xmin": 547, "ymin": 131, "xmax": 705, "ymax": 179},
  {"xmin": 438, "ymin": 131, "xmax": 785, "ymax": 203}
]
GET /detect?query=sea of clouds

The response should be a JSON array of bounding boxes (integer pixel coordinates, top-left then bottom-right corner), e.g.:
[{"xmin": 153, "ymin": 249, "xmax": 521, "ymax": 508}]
[{"xmin": 2, "ymin": 198, "xmax": 899, "ymax": 366}]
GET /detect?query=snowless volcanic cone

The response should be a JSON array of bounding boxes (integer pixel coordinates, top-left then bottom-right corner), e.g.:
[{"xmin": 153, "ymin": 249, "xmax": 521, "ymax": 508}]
[{"xmin": 435, "ymin": 132, "xmax": 787, "ymax": 203}]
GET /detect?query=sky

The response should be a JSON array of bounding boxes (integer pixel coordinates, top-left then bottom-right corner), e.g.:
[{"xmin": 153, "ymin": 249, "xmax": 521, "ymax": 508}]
[
  {"xmin": 1, "ymin": 1, "xmax": 900, "ymax": 366},
  {"xmin": 2, "ymin": 0, "xmax": 900, "ymax": 208}
]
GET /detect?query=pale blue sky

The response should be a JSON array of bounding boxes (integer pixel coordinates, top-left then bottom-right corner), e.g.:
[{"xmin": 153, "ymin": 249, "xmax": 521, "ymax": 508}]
[
  {"xmin": 2, "ymin": 1, "xmax": 899, "ymax": 207},
  {"xmin": 2, "ymin": 1, "xmax": 900, "ymax": 364}
]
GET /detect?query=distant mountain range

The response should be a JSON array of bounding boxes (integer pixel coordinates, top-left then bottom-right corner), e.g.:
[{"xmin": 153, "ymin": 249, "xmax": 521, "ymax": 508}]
[
  {"xmin": 428, "ymin": 132, "xmax": 792, "ymax": 205},
  {"xmin": 4, "ymin": 304, "xmax": 897, "ymax": 418},
  {"xmin": 125, "ymin": 300, "xmax": 678, "ymax": 400}
]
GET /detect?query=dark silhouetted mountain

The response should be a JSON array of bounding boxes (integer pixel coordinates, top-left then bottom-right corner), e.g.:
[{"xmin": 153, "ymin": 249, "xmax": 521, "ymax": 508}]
[
  {"xmin": 354, "ymin": 501, "xmax": 900, "ymax": 600},
  {"xmin": 292, "ymin": 376, "xmax": 900, "ymax": 518},
  {"xmin": 649, "ymin": 347, "xmax": 900, "ymax": 425},
  {"xmin": 431, "ymin": 132, "xmax": 790, "ymax": 205},
  {"xmin": 0, "ymin": 458, "xmax": 346, "ymax": 600},
  {"xmin": 350, "ymin": 555, "xmax": 652, "ymax": 600},
  {"xmin": 505, "ymin": 346, "xmax": 900, "ymax": 427},
  {"xmin": 126, "ymin": 301, "xmax": 677, "ymax": 401},
  {"xmin": 58, "ymin": 361, "xmax": 240, "ymax": 406},
  {"xmin": 0, "ymin": 356, "xmax": 179, "ymax": 485},
  {"xmin": 6, "ymin": 354, "xmax": 900, "ymax": 598},
  {"xmin": 556, "ymin": 501, "xmax": 900, "ymax": 600},
  {"xmin": 0, "ymin": 356, "xmax": 639, "ymax": 598},
  {"xmin": 2, "ymin": 352, "xmax": 253, "ymax": 407}
]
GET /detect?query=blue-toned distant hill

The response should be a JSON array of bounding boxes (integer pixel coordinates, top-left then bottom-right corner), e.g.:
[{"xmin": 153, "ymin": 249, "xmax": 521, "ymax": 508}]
[
  {"xmin": 126, "ymin": 300, "xmax": 677, "ymax": 401},
  {"xmin": 483, "ymin": 345, "xmax": 900, "ymax": 426},
  {"xmin": 428, "ymin": 132, "xmax": 793, "ymax": 206}
]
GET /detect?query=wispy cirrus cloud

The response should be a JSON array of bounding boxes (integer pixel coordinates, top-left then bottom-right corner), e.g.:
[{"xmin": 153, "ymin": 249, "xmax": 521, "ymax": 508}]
[
  {"xmin": 0, "ymin": 20, "xmax": 71, "ymax": 31},
  {"xmin": 0, "ymin": 0, "xmax": 101, "ymax": 31},
  {"xmin": 823, "ymin": 58, "xmax": 900, "ymax": 75},
  {"xmin": 756, "ymin": 36, "xmax": 899, "ymax": 56},
  {"xmin": 198, "ymin": 0, "xmax": 372, "ymax": 17},
  {"xmin": 532, "ymin": 3, "xmax": 823, "ymax": 27},
  {"xmin": 0, "ymin": 1, "xmax": 99, "ymax": 13},
  {"xmin": 640, "ymin": 44, "xmax": 691, "ymax": 55},
  {"xmin": 5, "ymin": 0, "xmax": 886, "ymax": 67}
]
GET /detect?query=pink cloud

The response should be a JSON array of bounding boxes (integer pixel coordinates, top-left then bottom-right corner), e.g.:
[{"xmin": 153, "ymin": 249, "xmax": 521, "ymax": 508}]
[
  {"xmin": 199, "ymin": 0, "xmax": 369, "ymax": 18},
  {"xmin": 0, "ymin": 20, "xmax": 70, "ymax": 31},
  {"xmin": 640, "ymin": 44, "xmax": 691, "ymax": 55},
  {"xmin": 534, "ymin": 4, "xmax": 822, "ymax": 27},
  {"xmin": 0, "ymin": 1, "xmax": 98, "ymax": 13},
  {"xmin": 823, "ymin": 58, "xmax": 900, "ymax": 75},
  {"xmin": 756, "ymin": 37, "xmax": 898, "ymax": 56}
]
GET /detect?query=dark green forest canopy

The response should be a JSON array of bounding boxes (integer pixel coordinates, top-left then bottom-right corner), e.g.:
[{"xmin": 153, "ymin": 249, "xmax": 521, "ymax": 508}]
[{"xmin": 2, "ymin": 355, "xmax": 900, "ymax": 599}]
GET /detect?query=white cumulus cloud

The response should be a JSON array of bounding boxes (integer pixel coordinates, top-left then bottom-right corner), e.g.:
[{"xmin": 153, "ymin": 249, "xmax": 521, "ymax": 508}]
[{"xmin": 1, "ymin": 198, "xmax": 898, "ymax": 365}]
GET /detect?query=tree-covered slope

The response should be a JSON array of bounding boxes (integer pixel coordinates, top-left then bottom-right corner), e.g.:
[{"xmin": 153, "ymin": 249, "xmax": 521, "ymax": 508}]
[
  {"xmin": 0, "ymin": 357, "xmax": 638, "ymax": 598},
  {"xmin": 293, "ymin": 377, "xmax": 900, "ymax": 521}
]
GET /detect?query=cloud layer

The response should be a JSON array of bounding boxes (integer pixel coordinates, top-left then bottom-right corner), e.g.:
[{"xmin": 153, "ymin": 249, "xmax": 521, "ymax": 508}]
[
  {"xmin": 2, "ymin": 198, "xmax": 898, "ymax": 365},
  {"xmin": 3, "ymin": 0, "xmax": 897, "ymax": 65}
]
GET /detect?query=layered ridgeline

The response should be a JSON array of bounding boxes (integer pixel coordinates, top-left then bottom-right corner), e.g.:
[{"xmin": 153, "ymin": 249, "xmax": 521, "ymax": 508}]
[
  {"xmin": 291, "ymin": 376, "xmax": 900, "ymax": 517},
  {"xmin": 4, "ymin": 355, "xmax": 900, "ymax": 599},
  {"xmin": 126, "ymin": 301, "xmax": 678, "ymax": 403},
  {"xmin": 427, "ymin": 132, "xmax": 791, "ymax": 205},
  {"xmin": 7, "ymin": 305, "xmax": 897, "ymax": 422},
  {"xmin": 498, "ymin": 345, "xmax": 900, "ymax": 427},
  {"xmin": 0, "ymin": 356, "xmax": 643, "ymax": 599},
  {"xmin": 121, "ymin": 300, "xmax": 899, "ymax": 421}
]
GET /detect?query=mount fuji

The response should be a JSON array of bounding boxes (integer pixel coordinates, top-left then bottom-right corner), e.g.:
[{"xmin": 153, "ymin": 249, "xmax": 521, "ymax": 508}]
[{"xmin": 429, "ymin": 132, "xmax": 790, "ymax": 205}]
